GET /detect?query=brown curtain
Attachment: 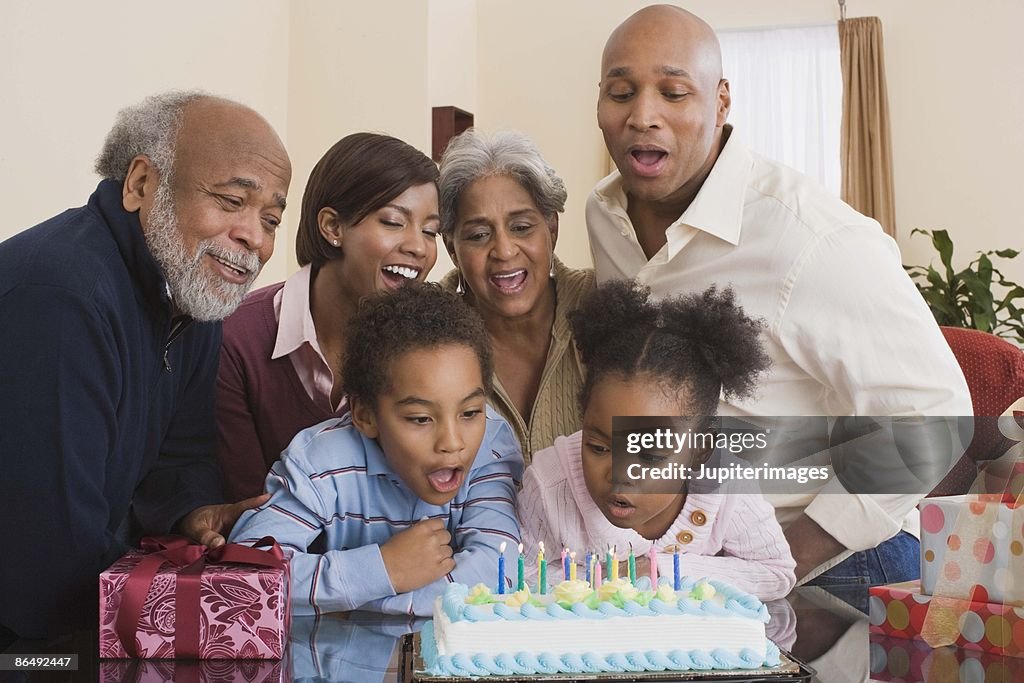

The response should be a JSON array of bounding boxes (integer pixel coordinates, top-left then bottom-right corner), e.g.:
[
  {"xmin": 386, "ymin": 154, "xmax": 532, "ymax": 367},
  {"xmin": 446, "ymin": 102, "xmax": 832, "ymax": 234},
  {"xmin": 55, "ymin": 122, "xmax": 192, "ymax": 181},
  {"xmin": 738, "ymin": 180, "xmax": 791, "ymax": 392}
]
[{"xmin": 839, "ymin": 17, "xmax": 897, "ymax": 237}]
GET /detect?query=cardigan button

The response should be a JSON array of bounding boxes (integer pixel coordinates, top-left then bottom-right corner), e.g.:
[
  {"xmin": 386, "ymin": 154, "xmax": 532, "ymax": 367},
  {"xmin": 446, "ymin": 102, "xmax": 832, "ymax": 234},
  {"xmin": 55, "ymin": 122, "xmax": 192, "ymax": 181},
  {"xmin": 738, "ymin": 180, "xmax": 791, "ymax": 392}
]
[
  {"xmin": 676, "ymin": 531, "xmax": 694, "ymax": 544},
  {"xmin": 691, "ymin": 510, "xmax": 707, "ymax": 527}
]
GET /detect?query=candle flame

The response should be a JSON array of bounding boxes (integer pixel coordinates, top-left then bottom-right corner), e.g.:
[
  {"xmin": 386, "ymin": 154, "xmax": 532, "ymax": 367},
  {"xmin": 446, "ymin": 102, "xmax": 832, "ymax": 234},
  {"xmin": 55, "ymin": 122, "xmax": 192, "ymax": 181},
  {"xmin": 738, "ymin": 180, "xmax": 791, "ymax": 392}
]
[
  {"xmin": 518, "ymin": 542, "xmax": 524, "ymax": 552},
  {"xmin": 499, "ymin": 541, "xmax": 507, "ymax": 553},
  {"xmin": 570, "ymin": 551, "xmax": 576, "ymax": 560}
]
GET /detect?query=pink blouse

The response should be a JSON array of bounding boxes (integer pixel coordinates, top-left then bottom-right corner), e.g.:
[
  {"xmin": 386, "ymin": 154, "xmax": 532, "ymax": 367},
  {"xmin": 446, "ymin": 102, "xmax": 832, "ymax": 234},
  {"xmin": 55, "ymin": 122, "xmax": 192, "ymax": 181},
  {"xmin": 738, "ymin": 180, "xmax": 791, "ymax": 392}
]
[{"xmin": 517, "ymin": 432, "xmax": 797, "ymax": 601}]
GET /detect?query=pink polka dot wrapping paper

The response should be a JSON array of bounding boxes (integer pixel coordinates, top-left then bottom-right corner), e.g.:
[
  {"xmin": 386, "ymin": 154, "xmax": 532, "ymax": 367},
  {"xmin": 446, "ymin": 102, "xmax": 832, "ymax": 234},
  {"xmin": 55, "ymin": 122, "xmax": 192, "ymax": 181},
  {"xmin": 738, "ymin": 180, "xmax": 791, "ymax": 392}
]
[
  {"xmin": 870, "ymin": 632, "xmax": 1024, "ymax": 682},
  {"xmin": 868, "ymin": 580, "xmax": 1024, "ymax": 658},
  {"xmin": 919, "ymin": 495, "xmax": 1024, "ymax": 608}
]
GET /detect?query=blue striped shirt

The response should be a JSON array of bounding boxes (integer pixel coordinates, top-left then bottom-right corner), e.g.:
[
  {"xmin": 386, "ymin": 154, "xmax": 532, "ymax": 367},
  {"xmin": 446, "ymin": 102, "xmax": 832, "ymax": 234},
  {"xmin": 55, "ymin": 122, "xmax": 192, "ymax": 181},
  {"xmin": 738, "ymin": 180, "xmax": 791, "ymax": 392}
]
[{"xmin": 229, "ymin": 407, "xmax": 523, "ymax": 617}]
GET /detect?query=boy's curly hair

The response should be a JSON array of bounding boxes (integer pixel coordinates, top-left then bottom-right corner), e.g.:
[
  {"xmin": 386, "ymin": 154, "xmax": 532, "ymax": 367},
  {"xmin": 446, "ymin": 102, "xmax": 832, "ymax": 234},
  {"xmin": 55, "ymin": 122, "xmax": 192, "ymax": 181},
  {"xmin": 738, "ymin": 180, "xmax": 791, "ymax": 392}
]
[
  {"xmin": 342, "ymin": 282, "xmax": 493, "ymax": 404},
  {"xmin": 569, "ymin": 279, "xmax": 770, "ymax": 415}
]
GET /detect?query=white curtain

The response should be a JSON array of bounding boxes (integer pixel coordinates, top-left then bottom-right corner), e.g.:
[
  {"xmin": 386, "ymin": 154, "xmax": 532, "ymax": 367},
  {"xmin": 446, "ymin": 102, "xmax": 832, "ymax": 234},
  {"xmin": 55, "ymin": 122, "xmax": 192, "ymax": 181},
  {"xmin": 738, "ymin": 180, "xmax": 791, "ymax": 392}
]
[{"xmin": 718, "ymin": 25, "xmax": 843, "ymax": 196}]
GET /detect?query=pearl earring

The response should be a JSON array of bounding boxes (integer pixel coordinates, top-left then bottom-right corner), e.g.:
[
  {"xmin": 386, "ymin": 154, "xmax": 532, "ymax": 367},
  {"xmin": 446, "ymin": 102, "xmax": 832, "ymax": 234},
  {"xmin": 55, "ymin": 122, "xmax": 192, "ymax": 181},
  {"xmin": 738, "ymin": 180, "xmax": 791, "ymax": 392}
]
[{"xmin": 332, "ymin": 239, "xmax": 340, "ymax": 247}]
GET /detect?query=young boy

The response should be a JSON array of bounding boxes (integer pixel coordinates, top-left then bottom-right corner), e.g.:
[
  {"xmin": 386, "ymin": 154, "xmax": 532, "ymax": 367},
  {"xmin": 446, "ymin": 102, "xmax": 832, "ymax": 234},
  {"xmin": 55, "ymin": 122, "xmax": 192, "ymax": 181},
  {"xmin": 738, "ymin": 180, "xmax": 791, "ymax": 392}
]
[{"xmin": 230, "ymin": 284, "xmax": 523, "ymax": 616}]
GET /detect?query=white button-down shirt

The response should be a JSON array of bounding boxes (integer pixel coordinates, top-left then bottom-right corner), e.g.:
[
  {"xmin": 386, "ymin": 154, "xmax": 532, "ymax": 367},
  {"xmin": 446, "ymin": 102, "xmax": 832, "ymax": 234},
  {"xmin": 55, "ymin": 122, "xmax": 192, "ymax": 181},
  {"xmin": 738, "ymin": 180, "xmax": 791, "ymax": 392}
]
[{"xmin": 586, "ymin": 128, "xmax": 971, "ymax": 575}]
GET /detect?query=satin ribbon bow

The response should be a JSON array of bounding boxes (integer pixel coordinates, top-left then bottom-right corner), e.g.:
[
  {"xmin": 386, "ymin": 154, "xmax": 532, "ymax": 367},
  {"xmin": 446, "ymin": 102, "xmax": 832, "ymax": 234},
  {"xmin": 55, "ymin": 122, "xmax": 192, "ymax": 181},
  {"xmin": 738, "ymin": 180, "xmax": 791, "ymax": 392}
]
[{"xmin": 114, "ymin": 536, "xmax": 285, "ymax": 659}]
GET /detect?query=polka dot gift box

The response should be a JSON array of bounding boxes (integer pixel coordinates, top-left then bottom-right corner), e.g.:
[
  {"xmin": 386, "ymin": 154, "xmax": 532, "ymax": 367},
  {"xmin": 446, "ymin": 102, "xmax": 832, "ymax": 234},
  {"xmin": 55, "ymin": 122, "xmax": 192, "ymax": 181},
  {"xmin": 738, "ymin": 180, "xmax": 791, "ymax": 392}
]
[
  {"xmin": 868, "ymin": 580, "xmax": 1024, "ymax": 658},
  {"xmin": 919, "ymin": 495, "xmax": 1024, "ymax": 608}
]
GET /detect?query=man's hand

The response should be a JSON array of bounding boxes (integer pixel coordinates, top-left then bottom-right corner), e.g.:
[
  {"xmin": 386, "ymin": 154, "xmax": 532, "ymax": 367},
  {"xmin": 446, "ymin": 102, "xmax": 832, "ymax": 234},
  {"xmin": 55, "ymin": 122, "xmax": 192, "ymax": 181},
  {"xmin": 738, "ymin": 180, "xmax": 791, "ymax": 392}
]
[
  {"xmin": 380, "ymin": 518, "xmax": 455, "ymax": 593},
  {"xmin": 784, "ymin": 513, "xmax": 847, "ymax": 582},
  {"xmin": 175, "ymin": 493, "xmax": 271, "ymax": 548}
]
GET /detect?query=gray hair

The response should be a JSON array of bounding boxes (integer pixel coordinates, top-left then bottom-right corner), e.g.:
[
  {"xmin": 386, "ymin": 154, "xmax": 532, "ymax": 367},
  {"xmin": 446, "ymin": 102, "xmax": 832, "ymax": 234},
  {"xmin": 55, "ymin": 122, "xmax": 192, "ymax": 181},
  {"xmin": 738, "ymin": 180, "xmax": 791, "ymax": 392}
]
[
  {"xmin": 438, "ymin": 129, "xmax": 567, "ymax": 237},
  {"xmin": 94, "ymin": 89, "xmax": 210, "ymax": 182}
]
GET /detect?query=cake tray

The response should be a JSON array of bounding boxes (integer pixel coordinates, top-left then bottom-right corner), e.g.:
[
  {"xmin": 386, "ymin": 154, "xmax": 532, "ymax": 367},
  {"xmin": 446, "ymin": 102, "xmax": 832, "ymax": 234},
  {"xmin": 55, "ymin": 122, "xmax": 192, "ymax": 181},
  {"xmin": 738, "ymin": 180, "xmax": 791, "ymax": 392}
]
[{"xmin": 398, "ymin": 633, "xmax": 815, "ymax": 683}]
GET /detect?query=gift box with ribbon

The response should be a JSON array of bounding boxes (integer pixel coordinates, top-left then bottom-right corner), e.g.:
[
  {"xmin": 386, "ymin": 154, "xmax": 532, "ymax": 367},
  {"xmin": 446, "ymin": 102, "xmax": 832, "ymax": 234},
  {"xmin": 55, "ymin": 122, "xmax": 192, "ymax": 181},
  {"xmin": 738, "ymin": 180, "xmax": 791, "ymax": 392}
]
[
  {"xmin": 870, "ymin": 632, "xmax": 1024, "ymax": 683},
  {"xmin": 868, "ymin": 580, "xmax": 1024, "ymax": 658},
  {"xmin": 919, "ymin": 494, "xmax": 1024, "ymax": 607},
  {"xmin": 99, "ymin": 536, "xmax": 290, "ymax": 659}
]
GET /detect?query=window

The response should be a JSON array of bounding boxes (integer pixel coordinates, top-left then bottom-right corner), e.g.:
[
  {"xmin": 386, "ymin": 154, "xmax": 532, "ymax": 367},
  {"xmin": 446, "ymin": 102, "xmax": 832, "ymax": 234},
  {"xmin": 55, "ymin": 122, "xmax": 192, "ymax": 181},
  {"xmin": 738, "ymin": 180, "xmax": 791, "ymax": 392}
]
[{"xmin": 718, "ymin": 25, "xmax": 842, "ymax": 195}]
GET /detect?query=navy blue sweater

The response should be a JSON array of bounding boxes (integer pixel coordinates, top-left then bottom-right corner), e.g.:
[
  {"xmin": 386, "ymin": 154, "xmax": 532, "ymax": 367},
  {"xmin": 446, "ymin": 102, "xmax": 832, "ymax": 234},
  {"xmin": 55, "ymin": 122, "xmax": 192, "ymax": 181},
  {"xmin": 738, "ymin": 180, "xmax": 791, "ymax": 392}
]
[{"xmin": 0, "ymin": 180, "xmax": 223, "ymax": 638}]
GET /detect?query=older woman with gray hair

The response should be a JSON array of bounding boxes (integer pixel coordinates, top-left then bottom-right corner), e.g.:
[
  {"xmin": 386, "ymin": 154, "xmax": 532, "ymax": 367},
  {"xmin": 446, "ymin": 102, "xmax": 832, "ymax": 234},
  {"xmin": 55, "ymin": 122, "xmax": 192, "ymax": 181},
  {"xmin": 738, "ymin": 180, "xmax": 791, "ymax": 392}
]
[{"xmin": 439, "ymin": 129, "xmax": 594, "ymax": 462}]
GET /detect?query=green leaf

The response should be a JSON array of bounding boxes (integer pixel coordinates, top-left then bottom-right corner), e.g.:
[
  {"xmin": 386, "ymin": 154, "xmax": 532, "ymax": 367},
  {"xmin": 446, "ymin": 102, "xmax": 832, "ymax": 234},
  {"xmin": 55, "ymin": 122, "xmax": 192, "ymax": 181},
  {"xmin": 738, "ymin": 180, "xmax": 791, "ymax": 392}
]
[
  {"xmin": 931, "ymin": 230, "xmax": 955, "ymax": 273},
  {"xmin": 994, "ymin": 249, "xmax": 1020, "ymax": 259}
]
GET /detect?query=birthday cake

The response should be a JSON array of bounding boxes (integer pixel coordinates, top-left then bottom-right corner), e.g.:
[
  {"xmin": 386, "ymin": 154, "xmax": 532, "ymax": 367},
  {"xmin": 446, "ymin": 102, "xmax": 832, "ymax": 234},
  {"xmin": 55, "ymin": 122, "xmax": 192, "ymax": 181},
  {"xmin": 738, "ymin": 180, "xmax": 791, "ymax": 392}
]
[{"xmin": 421, "ymin": 577, "xmax": 780, "ymax": 677}]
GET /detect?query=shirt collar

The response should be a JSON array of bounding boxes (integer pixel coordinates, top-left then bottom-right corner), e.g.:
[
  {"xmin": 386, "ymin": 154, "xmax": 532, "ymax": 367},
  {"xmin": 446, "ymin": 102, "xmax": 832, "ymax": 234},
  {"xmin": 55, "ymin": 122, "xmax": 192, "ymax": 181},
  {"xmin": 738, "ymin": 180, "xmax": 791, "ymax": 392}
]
[
  {"xmin": 592, "ymin": 125, "xmax": 753, "ymax": 254},
  {"xmin": 358, "ymin": 426, "xmax": 395, "ymax": 477},
  {"xmin": 271, "ymin": 264, "xmax": 318, "ymax": 360}
]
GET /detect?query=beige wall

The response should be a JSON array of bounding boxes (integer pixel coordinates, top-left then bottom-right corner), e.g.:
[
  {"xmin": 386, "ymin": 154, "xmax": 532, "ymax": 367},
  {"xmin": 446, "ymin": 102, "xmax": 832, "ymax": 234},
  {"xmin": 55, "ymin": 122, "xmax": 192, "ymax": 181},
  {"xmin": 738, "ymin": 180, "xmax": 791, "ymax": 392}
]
[
  {"xmin": 3, "ymin": 1, "xmax": 1022, "ymax": 286},
  {"xmin": 0, "ymin": 0, "xmax": 293, "ymax": 283}
]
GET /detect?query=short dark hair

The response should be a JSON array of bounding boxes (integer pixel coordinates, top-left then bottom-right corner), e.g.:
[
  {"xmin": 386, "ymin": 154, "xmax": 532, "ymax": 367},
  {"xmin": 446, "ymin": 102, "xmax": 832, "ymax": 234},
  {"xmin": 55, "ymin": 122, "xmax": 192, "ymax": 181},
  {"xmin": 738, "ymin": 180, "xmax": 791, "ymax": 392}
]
[
  {"xmin": 296, "ymin": 133, "xmax": 439, "ymax": 268},
  {"xmin": 342, "ymin": 282, "xmax": 493, "ymax": 405},
  {"xmin": 570, "ymin": 280, "xmax": 770, "ymax": 416}
]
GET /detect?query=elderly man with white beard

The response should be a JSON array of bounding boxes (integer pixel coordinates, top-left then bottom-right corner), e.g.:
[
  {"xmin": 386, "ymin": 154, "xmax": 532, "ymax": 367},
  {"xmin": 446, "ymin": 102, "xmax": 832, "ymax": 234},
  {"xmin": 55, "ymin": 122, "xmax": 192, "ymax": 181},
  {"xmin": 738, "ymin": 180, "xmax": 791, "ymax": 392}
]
[{"xmin": 0, "ymin": 91, "xmax": 292, "ymax": 639}]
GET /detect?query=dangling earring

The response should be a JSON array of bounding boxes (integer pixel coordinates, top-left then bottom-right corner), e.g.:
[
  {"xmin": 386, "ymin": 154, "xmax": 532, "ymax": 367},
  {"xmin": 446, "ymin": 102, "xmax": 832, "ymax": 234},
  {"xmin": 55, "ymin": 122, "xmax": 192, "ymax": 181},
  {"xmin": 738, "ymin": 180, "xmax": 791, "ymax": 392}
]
[
  {"xmin": 455, "ymin": 271, "xmax": 465, "ymax": 296},
  {"xmin": 549, "ymin": 250, "xmax": 556, "ymax": 279}
]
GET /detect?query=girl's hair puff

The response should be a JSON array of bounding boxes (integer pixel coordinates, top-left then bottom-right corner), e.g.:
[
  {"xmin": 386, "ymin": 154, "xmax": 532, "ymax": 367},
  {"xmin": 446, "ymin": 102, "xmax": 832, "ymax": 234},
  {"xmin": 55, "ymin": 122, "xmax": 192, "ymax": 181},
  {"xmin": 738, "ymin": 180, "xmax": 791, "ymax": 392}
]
[{"xmin": 569, "ymin": 279, "xmax": 769, "ymax": 415}]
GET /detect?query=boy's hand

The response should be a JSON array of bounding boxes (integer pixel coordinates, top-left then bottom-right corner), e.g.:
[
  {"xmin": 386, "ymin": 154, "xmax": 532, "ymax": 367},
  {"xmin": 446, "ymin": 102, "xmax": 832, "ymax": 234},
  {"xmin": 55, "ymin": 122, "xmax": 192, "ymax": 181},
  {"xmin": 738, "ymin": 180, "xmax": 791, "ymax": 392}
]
[{"xmin": 380, "ymin": 518, "xmax": 455, "ymax": 593}]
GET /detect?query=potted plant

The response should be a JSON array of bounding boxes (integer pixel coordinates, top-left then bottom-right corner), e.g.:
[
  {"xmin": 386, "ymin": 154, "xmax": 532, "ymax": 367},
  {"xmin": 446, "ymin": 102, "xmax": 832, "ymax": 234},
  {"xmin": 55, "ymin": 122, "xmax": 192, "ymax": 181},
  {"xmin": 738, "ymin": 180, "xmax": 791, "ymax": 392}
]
[{"xmin": 904, "ymin": 229, "xmax": 1024, "ymax": 345}]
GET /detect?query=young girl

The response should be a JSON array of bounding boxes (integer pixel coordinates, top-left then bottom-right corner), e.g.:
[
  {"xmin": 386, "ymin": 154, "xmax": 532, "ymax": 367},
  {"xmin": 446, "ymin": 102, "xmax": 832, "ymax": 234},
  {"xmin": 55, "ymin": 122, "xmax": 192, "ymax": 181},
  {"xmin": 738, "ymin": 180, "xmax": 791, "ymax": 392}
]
[
  {"xmin": 518, "ymin": 280, "xmax": 796, "ymax": 600},
  {"xmin": 230, "ymin": 283, "xmax": 523, "ymax": 616}
]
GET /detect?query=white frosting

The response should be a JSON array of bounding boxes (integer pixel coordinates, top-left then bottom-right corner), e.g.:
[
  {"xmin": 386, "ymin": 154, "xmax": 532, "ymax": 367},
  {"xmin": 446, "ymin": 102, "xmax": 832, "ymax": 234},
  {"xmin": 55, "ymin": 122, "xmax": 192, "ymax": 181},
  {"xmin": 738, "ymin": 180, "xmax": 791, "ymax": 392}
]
[{"xmin": 431, "ymin": 599, "xmax": 767, "ymax": 661}]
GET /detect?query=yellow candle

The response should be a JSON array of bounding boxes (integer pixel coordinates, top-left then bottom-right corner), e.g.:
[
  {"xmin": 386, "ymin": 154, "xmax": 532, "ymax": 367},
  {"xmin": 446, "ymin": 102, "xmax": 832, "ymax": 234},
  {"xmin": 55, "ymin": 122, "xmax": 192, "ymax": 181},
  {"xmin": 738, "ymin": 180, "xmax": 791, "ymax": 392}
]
[
  {"xmin": 610, "ymin": 547, "xmax": 619, "ymax": 581},
  {"xmin": 570, "ymin": 552, "xmax": 577, "ymax": 581}
]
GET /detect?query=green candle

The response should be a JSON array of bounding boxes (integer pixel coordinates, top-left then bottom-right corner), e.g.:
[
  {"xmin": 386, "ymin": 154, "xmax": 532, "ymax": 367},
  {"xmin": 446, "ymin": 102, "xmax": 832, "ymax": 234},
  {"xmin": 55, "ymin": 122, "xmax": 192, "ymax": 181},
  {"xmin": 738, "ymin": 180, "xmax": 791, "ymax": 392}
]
[
  {"xmin": 628, "ymin": 546, "xmax": 637, "ymax": 586},
  {"xmin": 539, "ymin": 556, "xmax": 547, "ymax": 594},
  {"xmin": 517, "ymin": 543, "xmax": 525, "ymax": 591}
]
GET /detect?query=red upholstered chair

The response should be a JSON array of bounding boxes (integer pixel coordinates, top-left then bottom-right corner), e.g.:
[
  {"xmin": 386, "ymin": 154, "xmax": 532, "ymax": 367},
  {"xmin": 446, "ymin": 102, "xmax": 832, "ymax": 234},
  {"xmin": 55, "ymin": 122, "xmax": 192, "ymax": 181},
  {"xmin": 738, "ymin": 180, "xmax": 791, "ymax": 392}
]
[{"xmin": 928, "ymin": 326, "xmax": 1024, "ymax": 496}]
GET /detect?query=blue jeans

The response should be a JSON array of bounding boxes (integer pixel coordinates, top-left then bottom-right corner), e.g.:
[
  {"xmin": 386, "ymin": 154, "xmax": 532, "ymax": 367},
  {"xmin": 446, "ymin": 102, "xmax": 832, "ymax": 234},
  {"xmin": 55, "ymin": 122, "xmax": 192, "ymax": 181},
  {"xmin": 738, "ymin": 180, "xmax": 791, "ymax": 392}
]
[{"xmin": 805, "ymin": 531, "xmax": 919, "ymax": 612}]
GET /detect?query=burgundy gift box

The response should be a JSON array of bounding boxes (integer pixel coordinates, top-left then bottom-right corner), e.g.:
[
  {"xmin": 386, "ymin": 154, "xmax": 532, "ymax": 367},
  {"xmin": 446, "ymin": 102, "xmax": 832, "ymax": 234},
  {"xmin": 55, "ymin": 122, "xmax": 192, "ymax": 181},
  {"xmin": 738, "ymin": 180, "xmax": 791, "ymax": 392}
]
[{"xmin": 99, "ymin": 536, "xmax": 290, "ymax": 660}]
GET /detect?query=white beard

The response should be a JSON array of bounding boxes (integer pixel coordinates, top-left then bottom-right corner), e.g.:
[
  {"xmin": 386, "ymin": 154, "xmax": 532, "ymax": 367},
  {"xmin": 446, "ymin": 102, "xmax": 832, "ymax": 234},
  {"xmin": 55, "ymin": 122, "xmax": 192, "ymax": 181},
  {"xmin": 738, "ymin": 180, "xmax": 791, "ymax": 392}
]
[{"xmin": 144, "ymin": 178, "xmax": 262, "ymax": 321}]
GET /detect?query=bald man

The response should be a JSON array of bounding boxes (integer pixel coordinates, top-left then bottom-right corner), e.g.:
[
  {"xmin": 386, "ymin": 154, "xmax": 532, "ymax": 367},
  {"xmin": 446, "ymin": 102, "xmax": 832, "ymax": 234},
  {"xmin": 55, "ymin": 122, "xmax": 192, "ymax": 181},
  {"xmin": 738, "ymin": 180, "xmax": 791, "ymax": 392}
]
[
  {"xmin": 0, "ymin": 92, "xmax": 291, "ymax": 638},
  {"xmin": 586, "ymin": 6, "xmax": 971, "ymax": 588}
]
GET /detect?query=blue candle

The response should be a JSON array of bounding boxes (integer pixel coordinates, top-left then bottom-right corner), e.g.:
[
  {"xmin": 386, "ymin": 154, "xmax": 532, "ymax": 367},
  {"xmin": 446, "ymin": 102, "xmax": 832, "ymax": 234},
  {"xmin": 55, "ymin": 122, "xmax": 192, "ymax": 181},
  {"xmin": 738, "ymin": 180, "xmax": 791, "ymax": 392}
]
[
  {"xmin": 585, "ymin": 551, "xmax": 593, "ymax": 585},
  {"xmin": 673, "ymin": 548, "xmax": 681, "ymax": 591},
  {"xmin": 563, "ymin": 548, "xmax": 570, "ymax": 581},
  {"xmin": 497, "ymin": 541, "xmax": 507, "ymax": 594}
]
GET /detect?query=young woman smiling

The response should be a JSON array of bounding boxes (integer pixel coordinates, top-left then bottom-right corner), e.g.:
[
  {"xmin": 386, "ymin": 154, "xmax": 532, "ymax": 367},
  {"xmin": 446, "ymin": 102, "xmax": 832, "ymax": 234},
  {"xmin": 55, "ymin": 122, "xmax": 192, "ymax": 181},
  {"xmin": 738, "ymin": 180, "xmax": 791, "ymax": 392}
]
[{"xmin": 217, "ymin": 133, "xmax": 440, "ymax": 501}]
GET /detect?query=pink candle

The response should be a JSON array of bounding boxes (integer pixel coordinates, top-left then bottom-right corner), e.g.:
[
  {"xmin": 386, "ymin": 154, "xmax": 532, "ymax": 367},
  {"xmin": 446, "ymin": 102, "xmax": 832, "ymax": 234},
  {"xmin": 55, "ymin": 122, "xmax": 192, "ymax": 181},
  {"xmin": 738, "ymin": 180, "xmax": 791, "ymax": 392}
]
[
  {"xmin": 594, "ymin": 555, "xmax": 603, "ymax": 588},
  {"xmin": 648, "ymin": 546, "xmax": 658, "ymax": 586}
]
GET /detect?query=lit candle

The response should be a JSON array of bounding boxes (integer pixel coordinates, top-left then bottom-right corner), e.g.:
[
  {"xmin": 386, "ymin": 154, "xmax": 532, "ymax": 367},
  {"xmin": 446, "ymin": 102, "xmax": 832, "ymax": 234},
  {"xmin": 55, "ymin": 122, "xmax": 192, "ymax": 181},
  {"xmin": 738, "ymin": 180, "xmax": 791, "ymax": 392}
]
[
  {"xmin": 648, "ymin": 546, "xmax": 658, "ymax": 587},
  {"xmin": 610, "ymin": 546, "xmax": 618, "ymax": 581},
  {"xmin": 517, "ymin": 543, "xmax": 525, "ymax": 591},
  {"xmin": 594, "ymin": 555, "xmax": 602, "ymax": 588},
  {"xmin": 562, "ymin": 547, "xmax": 569, "ymax": 582},
  {"xmin": 497, "ymin": 541, "xmax": 507, "ymax": 594},
  {"xmin": 585, "ymin": 551, "xmax": 593, "ymax": 586},
  {"xmin": 628, "ymin": 544, "xmax": 637, "ymax": 586},
  {"xmin": 673, "ymin": 547, "xmax": 681, "ymax": 591},
  {"xmin": 538, "ymin": 542, "xmax": 546, "ymax": 595},
  {"xmin": 570, "ymin": 552, "xmax": 577, "ymax": 581}
]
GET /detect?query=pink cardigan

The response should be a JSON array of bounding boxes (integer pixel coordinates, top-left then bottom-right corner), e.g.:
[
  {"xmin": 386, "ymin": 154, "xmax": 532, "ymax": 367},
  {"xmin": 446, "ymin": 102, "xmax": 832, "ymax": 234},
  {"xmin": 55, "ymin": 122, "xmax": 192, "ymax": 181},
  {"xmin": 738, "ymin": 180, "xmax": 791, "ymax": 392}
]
[{"xmin": 517, "ymin": 432, "xmax": 797, "ymax": 601}]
